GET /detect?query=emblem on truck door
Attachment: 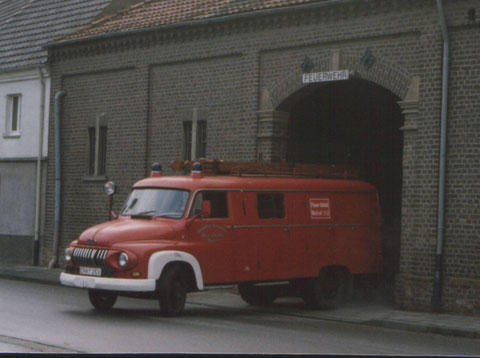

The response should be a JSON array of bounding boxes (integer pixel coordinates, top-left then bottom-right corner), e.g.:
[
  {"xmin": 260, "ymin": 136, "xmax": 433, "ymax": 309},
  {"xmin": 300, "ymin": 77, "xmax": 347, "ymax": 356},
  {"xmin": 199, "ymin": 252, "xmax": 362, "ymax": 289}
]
[{"xmin": 197, "ymin": 224, "xmax": 227, "ymax": 242}]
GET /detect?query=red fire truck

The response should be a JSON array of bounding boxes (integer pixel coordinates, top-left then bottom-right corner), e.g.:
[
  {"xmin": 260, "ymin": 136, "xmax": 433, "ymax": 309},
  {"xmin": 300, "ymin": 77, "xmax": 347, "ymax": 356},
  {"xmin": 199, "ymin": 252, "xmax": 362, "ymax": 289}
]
[{"xmin": 60, "ymin": 161, "xmax": 382, "ymax": 316}]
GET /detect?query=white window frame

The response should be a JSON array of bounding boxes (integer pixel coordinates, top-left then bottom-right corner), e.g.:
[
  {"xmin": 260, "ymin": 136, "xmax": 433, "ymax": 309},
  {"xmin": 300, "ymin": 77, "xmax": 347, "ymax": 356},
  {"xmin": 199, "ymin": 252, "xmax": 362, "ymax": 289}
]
[
  {"xmin": 5, "ymin": 94, "xmax": 22, "ymax": 137},
  {"xmin": 87, "ymin": 116, "xmax": 107, "ymax": 178},
  {"xmin": 183, "ymin": 108, "xmax": 207, "ymax": 160}
]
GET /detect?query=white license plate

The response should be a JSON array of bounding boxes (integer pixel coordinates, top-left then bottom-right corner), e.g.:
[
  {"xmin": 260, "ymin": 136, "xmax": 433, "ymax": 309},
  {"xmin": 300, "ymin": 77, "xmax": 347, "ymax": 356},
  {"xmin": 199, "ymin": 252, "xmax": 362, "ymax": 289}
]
[{"xmin": 79, "ymin": 267, "xmax": 102, "ymax": 277}]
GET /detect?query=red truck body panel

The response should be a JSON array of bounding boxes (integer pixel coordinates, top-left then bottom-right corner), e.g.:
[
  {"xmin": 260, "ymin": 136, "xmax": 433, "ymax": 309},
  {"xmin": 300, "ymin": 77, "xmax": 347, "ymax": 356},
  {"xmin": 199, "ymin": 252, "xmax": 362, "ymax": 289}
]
[{"xmin": 70, "ymin": 173, "xmax": 381, "ymax": 285}]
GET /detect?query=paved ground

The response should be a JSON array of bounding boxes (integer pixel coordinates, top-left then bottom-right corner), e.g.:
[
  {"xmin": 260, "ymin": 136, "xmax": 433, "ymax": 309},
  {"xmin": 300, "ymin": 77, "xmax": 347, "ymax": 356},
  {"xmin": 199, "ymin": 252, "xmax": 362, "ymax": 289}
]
[
  {"xmin": 0, "ymin": 264, "xmax": 479, "ymax": 340},
  {"xmin": 1, "ymin": 278, "xmax": 480, "ymax": 354}
]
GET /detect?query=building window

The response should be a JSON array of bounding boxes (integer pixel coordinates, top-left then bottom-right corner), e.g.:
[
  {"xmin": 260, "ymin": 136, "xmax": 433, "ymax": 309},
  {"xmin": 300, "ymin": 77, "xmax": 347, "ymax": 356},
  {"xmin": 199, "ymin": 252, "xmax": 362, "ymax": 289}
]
[
  {"xmin": 197, "ymin": 120, "xmax": 207, "ymax": 158},
  {"xmin": 183, "ymin": 121, "xmax": 192, "ymax": 160},
  {"xmin": 88, "ymin": 126, "xmax": 107, "ymax": 176},
  {"xmin": 183, "ymin": 120, "xmax": 207, "ymax": 160},
  {"xmin": 5, "ymin": 94, "xmax": 21, "ymax": 136},
  {"xmin": 257, "ymin": 193, "xmax": 285, "ymax": 219}
]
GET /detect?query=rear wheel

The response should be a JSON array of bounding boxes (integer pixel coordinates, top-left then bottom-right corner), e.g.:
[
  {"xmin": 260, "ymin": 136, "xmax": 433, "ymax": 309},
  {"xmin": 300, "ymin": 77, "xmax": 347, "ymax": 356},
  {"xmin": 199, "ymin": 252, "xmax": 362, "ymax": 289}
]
[
  {"xmin": 88, "ymin": 289, "xmax": 117, "ymax": 311},
  {"xmin": 303, "ymin": 269, "xmax": 347, "ymax": 309},
  {"xmin": 238, "ymin": 284, "xmax": 277, "ymax": 306},
  {"xmin": 158, "ymin": 266, "xmax": 187, "ymax": 317}
]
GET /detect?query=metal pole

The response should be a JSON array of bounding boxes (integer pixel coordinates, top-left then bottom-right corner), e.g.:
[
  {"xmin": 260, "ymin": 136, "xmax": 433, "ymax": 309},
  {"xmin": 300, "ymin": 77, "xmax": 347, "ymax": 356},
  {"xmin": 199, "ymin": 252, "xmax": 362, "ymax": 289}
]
[
  {"xmin": 33, "ymin": 68, "xmax": 46, "ymax": 266},
  {"xmin": 48, "ymin": 91, "xmax": 66, "ymax": 269},
  {"xmin": 109, "ymin": 196, "xmax": 113, "ymax": 220},
  {"xmin": 432, "ymin": 0, "xmax": 449, "ymax": 312}
]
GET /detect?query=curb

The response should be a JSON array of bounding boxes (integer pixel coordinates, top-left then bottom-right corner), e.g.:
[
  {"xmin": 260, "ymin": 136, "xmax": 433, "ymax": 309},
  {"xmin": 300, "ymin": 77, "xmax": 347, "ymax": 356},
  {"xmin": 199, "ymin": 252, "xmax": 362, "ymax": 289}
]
[
  {"xmin": 366, "ymin": 319, "xmax": 480, "ymax": 340},
  {"xmin": 0, "ymin": 269, "xmax": 62, "ymax": 287}
]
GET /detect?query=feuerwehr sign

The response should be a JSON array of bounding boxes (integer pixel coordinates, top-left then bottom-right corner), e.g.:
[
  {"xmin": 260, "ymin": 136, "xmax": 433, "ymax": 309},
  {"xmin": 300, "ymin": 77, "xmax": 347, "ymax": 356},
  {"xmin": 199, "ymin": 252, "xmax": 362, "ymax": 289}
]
[{"xmin": 302, "ymin": 70, "xmax": 349, "ymax": 84}]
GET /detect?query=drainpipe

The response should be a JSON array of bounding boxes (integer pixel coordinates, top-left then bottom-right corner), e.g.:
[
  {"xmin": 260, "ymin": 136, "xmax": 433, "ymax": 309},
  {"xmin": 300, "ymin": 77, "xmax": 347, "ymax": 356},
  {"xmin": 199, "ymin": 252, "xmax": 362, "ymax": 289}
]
[
  {"xmin": 432, "ymin": 0, "xmax": 449, "ymax": 312},
  {"xmin": 33, "ymin": 68, "xmax": 46, "ymax": 266},
  {"xmin": 48, "ymin": 91, "xmax": 66, "ymax": 269}
]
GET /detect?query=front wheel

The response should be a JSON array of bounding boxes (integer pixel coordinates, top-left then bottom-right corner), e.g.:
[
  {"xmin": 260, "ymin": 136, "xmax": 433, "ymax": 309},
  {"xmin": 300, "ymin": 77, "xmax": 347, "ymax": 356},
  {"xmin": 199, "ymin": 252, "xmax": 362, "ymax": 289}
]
[
  {"xmin": 88, "ymin": 289, "xmax": 117, "ymax": 311},
  {"xmin": 158, "ymin": 266, "xmax": 187, "ymax": 317}
]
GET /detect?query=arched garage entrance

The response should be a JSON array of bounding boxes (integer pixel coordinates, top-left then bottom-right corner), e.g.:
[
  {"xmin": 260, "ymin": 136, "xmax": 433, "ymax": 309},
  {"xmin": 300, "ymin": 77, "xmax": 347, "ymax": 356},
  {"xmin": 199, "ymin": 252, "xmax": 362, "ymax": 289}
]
[{"xmin": 278, "ymin": 79, "xmax": 404, "ymax": 298}]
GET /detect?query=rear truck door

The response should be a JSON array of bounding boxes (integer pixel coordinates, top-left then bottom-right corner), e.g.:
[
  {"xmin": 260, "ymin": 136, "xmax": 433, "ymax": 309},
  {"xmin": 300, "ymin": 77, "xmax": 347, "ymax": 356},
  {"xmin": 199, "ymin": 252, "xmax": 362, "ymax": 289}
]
[
  {"xmin": 187, "ymin": 190, "xmax": 235, "ymax": 284},
  {"xmin": 333, "ymin": 190, "xmax": 382, "ymax": 274},
  {"xmin": 286, "ymin": 192, "xmax": 309, "ymax": 278},
  {"xmin": 228, "ymin": 191, "xmax": 258, "ymax": 282},
  {"xmin": 254, "ymin": 191, "xmax": 291, "ymax": 281}
]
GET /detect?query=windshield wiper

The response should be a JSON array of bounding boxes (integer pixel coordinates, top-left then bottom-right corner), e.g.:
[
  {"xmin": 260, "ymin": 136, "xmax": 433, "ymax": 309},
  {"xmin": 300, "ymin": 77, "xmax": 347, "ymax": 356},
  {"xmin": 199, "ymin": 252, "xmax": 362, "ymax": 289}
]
[
  {"xmin": 153, "ymin": 213, "xmax": 182, "ymax": 219},
  {"xmin": 136, "ymin": 210, "xmax": 158, "ymax": 215},
  {"xmin": 130, "ymin": 210, "xmax": 158, "ymax": 219}
]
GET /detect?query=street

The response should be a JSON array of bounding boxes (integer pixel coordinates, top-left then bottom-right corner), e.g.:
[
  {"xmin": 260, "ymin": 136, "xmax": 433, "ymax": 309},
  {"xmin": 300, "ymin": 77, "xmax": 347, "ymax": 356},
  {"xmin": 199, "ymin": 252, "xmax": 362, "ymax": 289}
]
[{"xmin": 0, "ymin": 278, "xmax": 479, "ymax": 354}]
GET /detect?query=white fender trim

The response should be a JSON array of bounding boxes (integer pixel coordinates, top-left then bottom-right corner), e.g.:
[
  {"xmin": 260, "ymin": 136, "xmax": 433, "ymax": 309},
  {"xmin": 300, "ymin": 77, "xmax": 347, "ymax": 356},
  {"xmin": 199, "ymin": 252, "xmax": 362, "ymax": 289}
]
[{"xmin": 147, "ymin": 250, "xmax": 204, "ymax": 290}]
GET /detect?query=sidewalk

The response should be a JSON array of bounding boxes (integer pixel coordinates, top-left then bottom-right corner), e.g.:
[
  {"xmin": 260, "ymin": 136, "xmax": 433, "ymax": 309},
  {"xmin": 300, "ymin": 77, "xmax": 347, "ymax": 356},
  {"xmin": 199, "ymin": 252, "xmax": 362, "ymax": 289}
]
[{"xmin": 0, "ymin": 264, "xmax": 479, "ymax": 340}]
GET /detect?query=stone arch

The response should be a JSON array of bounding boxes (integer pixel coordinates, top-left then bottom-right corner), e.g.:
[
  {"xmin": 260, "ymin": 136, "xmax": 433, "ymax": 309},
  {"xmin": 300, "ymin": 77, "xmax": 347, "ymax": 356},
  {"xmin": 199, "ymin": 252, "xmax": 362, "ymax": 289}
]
[
  {"xmin": 256, "ymin": 50, "xmax": 420, "ymax": 162},
  {"xmin": 263, "ymin": 51, "xmax": 419, "ymax": 111}
]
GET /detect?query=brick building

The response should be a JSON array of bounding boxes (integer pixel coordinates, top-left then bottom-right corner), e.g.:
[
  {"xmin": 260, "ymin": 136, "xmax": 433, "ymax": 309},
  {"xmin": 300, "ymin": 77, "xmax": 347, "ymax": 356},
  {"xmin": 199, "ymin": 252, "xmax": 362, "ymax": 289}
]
[{"xmin": 44, "ymin": 0, "xmax": 480, "ymax": 313}]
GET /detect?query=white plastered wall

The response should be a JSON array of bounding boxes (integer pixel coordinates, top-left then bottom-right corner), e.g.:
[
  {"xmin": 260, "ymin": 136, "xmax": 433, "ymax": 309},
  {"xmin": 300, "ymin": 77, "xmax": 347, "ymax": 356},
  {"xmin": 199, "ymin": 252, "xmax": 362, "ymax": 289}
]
[{"xmin": 0, "ymin": 68, "xmax": 51, "ymax": 159}]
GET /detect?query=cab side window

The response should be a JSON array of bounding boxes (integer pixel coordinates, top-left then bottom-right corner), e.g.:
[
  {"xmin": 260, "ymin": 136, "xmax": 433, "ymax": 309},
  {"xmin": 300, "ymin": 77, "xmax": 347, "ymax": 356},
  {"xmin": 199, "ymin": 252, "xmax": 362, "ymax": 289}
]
[
  {"xmin": 257, "ymin": 193, "xmax": 284, "ymax": 219},
  {"xmin": 190, "ymin": 191, "xmax": 229, "ymax": 218}
]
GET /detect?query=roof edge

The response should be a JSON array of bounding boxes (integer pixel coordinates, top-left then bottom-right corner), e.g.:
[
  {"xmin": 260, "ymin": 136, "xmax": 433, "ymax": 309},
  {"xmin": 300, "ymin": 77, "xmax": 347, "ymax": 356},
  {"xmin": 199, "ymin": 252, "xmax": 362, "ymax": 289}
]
[
  {"xmin": 0, "ymin": 63, "xmax": 47, "ymax": 75},
  {"xmin": 46, "ymin": 0, "xmax": 367, "ymax": 49}
]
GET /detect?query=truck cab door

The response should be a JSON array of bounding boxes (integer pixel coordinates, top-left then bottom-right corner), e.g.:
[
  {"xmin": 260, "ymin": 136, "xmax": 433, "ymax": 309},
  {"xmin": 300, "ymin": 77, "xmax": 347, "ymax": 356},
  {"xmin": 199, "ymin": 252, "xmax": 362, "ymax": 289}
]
[{"xmin": 187, "ymin": 191, "xmax": 235, "ymax": 284}]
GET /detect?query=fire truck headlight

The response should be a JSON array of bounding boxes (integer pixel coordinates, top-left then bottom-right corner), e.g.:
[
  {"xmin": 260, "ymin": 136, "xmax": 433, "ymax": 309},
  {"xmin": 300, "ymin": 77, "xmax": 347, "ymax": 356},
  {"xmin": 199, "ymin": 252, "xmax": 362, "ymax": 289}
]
[
  {"xmin": 118, "ymin": 252, "xmax": 129, "ymax": 268},
  {"xmin": 65, "ymin": 248, "xmax": 73, "ymax": 263}
]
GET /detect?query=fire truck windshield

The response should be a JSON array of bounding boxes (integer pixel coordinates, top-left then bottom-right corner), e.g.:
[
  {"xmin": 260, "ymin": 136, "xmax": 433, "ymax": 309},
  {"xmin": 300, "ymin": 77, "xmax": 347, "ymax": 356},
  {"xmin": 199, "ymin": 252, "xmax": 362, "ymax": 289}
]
[{"xmin": 121, "ymin": 188, "xmax": 190, "ymax": 219}]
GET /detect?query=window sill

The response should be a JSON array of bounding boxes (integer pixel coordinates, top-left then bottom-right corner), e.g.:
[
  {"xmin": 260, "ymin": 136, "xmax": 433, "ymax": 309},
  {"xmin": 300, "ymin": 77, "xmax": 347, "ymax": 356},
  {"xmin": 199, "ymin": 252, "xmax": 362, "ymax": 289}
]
[
  {"xmin": 3, "ymin": 133, "xmax": 20, "ymax": 139},
  {"xmin": 83, "ymin": 175, "xmax": 107, "ymax": 182}
]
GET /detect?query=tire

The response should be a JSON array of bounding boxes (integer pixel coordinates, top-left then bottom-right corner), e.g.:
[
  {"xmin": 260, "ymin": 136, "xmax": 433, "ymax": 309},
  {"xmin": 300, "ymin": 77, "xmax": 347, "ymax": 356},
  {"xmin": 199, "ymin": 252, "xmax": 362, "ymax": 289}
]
[
  {"xmin": 88, "ymin": 289, "xmax": 117, "ymax": 311},
  {"xmin": 238, "ymin": 284, "xmax": 277, "ymax": 306},
  {"xmin": 158, "ymin": 266, "xmax": 187, "ymax": 317},
  {"xmin": 303, "ymin": 269, "xmax": 346, "ymax": 309}
]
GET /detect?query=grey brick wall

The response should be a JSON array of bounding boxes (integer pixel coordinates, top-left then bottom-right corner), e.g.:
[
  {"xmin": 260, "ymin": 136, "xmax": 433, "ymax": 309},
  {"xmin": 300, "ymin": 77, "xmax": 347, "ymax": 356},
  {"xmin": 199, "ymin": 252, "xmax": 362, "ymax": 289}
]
[{"xmin": 44, "ymin": 0, "xmax": 480, "ymax": 313}]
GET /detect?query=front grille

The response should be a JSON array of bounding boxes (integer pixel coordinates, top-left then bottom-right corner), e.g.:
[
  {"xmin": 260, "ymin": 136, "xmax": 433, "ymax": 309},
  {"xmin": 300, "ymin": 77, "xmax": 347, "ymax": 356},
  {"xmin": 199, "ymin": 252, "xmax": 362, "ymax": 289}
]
[{"xmin": 72, "ymin": 247, "xmax": 108, "ymax": 267}]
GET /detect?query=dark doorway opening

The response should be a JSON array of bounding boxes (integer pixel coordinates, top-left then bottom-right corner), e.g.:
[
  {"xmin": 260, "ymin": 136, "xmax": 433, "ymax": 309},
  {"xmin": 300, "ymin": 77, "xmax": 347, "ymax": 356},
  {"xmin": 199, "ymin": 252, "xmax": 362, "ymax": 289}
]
[{"xmin": 279, "ymin": 79, "xmax": 403, "ymax": 299}]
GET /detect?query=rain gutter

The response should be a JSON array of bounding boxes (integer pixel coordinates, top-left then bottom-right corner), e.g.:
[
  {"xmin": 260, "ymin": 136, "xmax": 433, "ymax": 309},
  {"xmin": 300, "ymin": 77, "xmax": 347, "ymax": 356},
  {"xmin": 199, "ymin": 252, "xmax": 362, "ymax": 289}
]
[
  {"xmin": 46, "ymin": 0, "xmax": 369, "ymax": 49},
  {"xmin": 432, "ymin": 0, "xmax": 449, "ymax": 313},
  {"xmin": 33, "ymin": 68, "xmax": 46, "ymax": 266},
  {"xmin": 48, "ymin": 91, "xmax": 66, "ymax": 269}
]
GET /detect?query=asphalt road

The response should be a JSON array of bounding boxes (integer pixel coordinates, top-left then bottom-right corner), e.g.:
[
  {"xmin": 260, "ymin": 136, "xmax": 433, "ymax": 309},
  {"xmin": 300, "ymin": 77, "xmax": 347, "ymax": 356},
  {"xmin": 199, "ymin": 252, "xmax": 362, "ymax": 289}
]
[{"xmin": 0, "ymin": 278, "xmax": 479, "ymax": 354}]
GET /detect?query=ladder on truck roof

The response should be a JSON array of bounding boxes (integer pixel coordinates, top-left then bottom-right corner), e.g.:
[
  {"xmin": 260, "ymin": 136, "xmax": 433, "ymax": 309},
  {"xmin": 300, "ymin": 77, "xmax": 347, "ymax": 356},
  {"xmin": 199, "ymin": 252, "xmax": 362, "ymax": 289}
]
[{"xmin": 170, "ymin": 159, "xmax": 363, "ymax": 179}]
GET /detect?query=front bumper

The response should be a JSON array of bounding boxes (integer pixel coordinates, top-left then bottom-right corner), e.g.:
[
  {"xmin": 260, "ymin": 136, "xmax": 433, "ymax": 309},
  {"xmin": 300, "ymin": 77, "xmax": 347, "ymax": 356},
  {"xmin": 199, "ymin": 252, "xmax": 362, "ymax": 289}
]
[{"xmin": 60, "ymin": 272, "xmax": 156, "ymax": 292}]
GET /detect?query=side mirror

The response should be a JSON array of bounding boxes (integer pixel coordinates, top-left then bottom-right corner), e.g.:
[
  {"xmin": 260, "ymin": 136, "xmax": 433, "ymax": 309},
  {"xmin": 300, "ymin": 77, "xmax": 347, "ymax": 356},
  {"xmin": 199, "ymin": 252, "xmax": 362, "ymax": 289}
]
[
  {"xmin": 186, "ymin": 200, "xmax": 211, "ymax": 228},
  {"xmin": 202, "ymin": 200, "xmax": 212, "ymax": 218}
]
